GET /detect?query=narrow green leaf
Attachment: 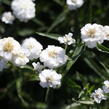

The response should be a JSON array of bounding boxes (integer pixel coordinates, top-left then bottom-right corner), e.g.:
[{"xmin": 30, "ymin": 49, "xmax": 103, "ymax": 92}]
[
  {"xmin": 47, "ymin": 8, "xmax": 69, "ymax": 32},
  {"xmin": 16, "ymin": 78, "xmax": 29, "ymax": 107},
  {"xmin": 78, "ymin": 100, "xmax": 94, "ymax": 105},
  {"xmin": 65, "ymin": 44, "xmax": 84, "ymax": 73},
  {"xmin": 36, "ymin": 32, "xmax": 62, "ymax": 40},
  {"xmin": 84, "ymin": 58, "xmax": 105, "ymax": 79},
  {"xmin": 97, "ymin": 43, "xmax": 109, "ymax": 54},
  {"xmin": 65, "ymin": 103, "xmax": 81, "ymax": 109}
]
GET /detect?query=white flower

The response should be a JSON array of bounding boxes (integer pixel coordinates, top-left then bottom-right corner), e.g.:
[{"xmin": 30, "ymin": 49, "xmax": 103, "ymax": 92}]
[
  {"xmin": 1, "ymin": 12, "xmax": 15, "ymax": 24},
  {"xmin": 91, "ymin": 88, "xmax": 106, "ymax": 103},
  {"xmin": 39, "ymin": 69, "xmax": 62, "ymax": 88},
  {"xmin": 66, "ymin": 0, "xmax": 84, "ymax": 10},
  {"xmin": 103, "ymin": 80, "xmax": 109, "ymax": 93},
  {"xmin": 0, "ymin": 59, "xmax": 7, "ymax": 72},
  {"xmin": 32, "ymin": 62, "xmax": 44, "ymax": 72},
  {"xmin": 22, "ymin": 37, "xmax": 43, "ymax": 60},
  {"xmin": 103, "ymin": 26, "xmax": 109, "ymax": 40},
  {"xmin": 81, "ymin": 23, "xmax": 105, "ymax": 48},
  {"xmin": 58, "ymin": 33, "xmax": 76, "ymax": 45},
  {"xmin": 40, "ymin": 45, "xmax": 68, "ymax": 68},
  {"xmin": 0, "ymin": 37, "xmax": 21, "ymax": 61},
  {"xmin": 12, "ymin": 49, "xmax": 29, "ymax": 66},
  {"xmin": 11, "ymin": 0, "xmax": 35, "ymax": 22}
]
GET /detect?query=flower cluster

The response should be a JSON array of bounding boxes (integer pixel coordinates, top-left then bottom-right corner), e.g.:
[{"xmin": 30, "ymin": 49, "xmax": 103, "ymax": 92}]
[
  {"xmin": 0, "ymin": 37, "xmax": 42, "ymax": 69},
  {"xmin": 81, "ymin": 23, "xmax": 109, "ymax": 48},
  {"xmin": 1, "ymin": 0, "xmax": 36, "ymax": 24},
  {"xmin": 0, "ymin": 36, "xmax": 68, "ymax": 89},
  {"xmin": 33, "ymin": 45, "xmax": 68, "ymax": 88},
  {"xmin": 91, "ymin": 80, "xmax": 109, "ymax": 103}
]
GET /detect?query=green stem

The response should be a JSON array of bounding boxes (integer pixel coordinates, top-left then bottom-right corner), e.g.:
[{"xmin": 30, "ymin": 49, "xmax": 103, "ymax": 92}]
[{"xmin": 45, "ymin": 88, "xmax": 50, "ymax": 103}]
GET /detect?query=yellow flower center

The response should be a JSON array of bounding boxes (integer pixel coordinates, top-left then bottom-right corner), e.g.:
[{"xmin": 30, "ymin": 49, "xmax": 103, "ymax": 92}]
[
  {"xmin": 3, "ymin": 42, "xmax": 14, "ymax": 52},
  {"xmin": 48, "ymin": 50, "xmax": 57, "ymax": 58},
  {"xmin": 27, "ymin": 44, "xmax": 34, "ymax": 49},
  {"xmin": 87, "ymin": 29, "xmax": 96, "ymax": 37},
  {"xmin": 46, "ymin": 76, "xmax": 54, "ymax": 83}
]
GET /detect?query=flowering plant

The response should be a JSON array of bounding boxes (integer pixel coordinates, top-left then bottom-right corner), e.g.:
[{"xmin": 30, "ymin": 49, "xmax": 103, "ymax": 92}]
[{"xmin": 0, "ymin": 0, "xmax": 109, "ymax": 109}]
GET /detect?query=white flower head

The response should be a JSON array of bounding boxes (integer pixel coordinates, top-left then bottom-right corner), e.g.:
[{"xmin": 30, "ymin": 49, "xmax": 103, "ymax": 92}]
[
  {"xmin": 0, "ymin": 58, "xmax": 7, "ymax": 72},
  {"xmin": 11, "ymin": 0, "xmax": 35, "ymax": 22},
  {"xmin": 1, "ymin": 12, "xmax": 15, "ymax": 24},
  {"xmin": 39, "ymin": 69, "xmax": 62, "ymax": 88},
  {"xmin": 40, "ymin": 45, "xmax": 68, "ymax": 68},
  {"xmin": 0, "ymin": 37, "xmax": 21, "ymax": 61},
  {"xmin": 66, "ymin": 0, "xmax": 84, "ymax": 10},
  {"xmin": 103, "ymin": 26, "xmax": 109, "ymax": 40},
  {"xmin": 81, "ymin": 23, "xmax": 105, "ymax": 48},
  {"xmin": 103, "ymin": 80, "xmax": 109, "ymax": 93},
  {"xmin": 91, "ymin": 88, "xmax": 106, "ymax": 103},
  {"xmin": 12, "ymin": 49, "xmax": 29, "ymax": 66},
  {"xmin": 58, "ymin": 33, "xmax": 76, "ymax": 45},
  {"xmin": 22, "ymin": 37, "xmax": 43, "ymax": 60},
  {"xmin": 32, "ymin": 62, "xmax": 44, "ymax": 72}
]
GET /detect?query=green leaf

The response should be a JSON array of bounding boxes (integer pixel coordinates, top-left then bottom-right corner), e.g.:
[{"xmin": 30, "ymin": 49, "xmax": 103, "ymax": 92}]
[
  {"xmin": 47, "ymin": 8, "xmax": 69, "ymax": 32},
  {"xmin": 65, "ymin": 103, "xmax": 81, "ymax": 109},
  {"xmin": 0, "ymin": 0, "xmax": 11, "ymax": 5},
  {"xmin": 97, "ymin": 43, "xmax": 109, "ymax": 54},
  {"xmin": 77, "ymin": 100, "xmax": 94, "ymax": 105},
  {"xmin": 36, "ymin": 32, "xmax": 62, "ymax": 40},
  {"xmin": 17, "ymin": 29, "xmax": 35, "ymax": 36},
  {"xmin": 84, "ymin": 58, "xmax": 106, "ymax": 79},
  {"xmin": 65, "ymin": 44, "xmax": 84, "ymax": 73}
]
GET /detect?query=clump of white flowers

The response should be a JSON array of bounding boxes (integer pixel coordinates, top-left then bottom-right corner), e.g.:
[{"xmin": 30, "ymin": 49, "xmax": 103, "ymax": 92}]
[
  {"xmin": 1, "ymin": 12, "xmax": 15, "ymax": 24},
  {"xmin": 11, "ymin": 0, "xmax": 35, "ymax": 22},
  {"xmin": 40, "ymin": 45, "xmax": 68, "ymax": 68},
  {"xmin": 39, "ymin": 69, "xmax": 62, "ymax": 88},
  {"xmin": 58, "ymin": 33, "xmax": 76, "ymax": 45},
  {"xmin": 91, "ymin": 88, "xmax": 106, "ymax": 104},
  {"xmin": 81, "ymin": 23, "xmax": 105, "ymax": 48},
  {"xmin": 0, "ymin": 36, "xmax": 68, "ymax": 89},
  {"xmin": 91, "ymin": 80, "xmax": 109, "ymax": 103},
  {"xmin": 0, "ymin": 37, "xmax": 44, "ymax": 67},
  {"xmin": 66, "ymin": 0, "xmax": 84, "ymax": 10},
  {"xmin": 22, "ymin": 37, "xmax": 43, "ymax": 60}
]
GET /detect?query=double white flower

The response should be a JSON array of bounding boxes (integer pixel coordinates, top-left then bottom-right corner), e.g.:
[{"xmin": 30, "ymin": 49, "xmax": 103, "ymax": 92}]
[
  {"xmin": 22, "ymin": 37, "xmax": 43, "ymax": 60},
  {"xmin": 39, "ymin": 69, "xmax": 62, "ymax": 88},
  {"xmin": 40, "ymin": 45, "xmax": 68, "ymax": 68},
  {"xmin": 58, "ymin": 33, "xmax": 76, "ymax": 45},
  {"xmin": 1, "ymin": 12, "xmax": 15, "ymax": 24},
  {"xmin": 11, "ymin": 0, "xmax": 35, "ymax": 22},
  {"xmin": 0, "ymin": 37, "xmax": 21, "ymax": 61},
  {"xmin": 66, "ymin": 0, "xmax": 84, "ymax": 10},
  {"xmin": 81, "ymin": 23, "xmax": 105, "ymax": 48}
]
